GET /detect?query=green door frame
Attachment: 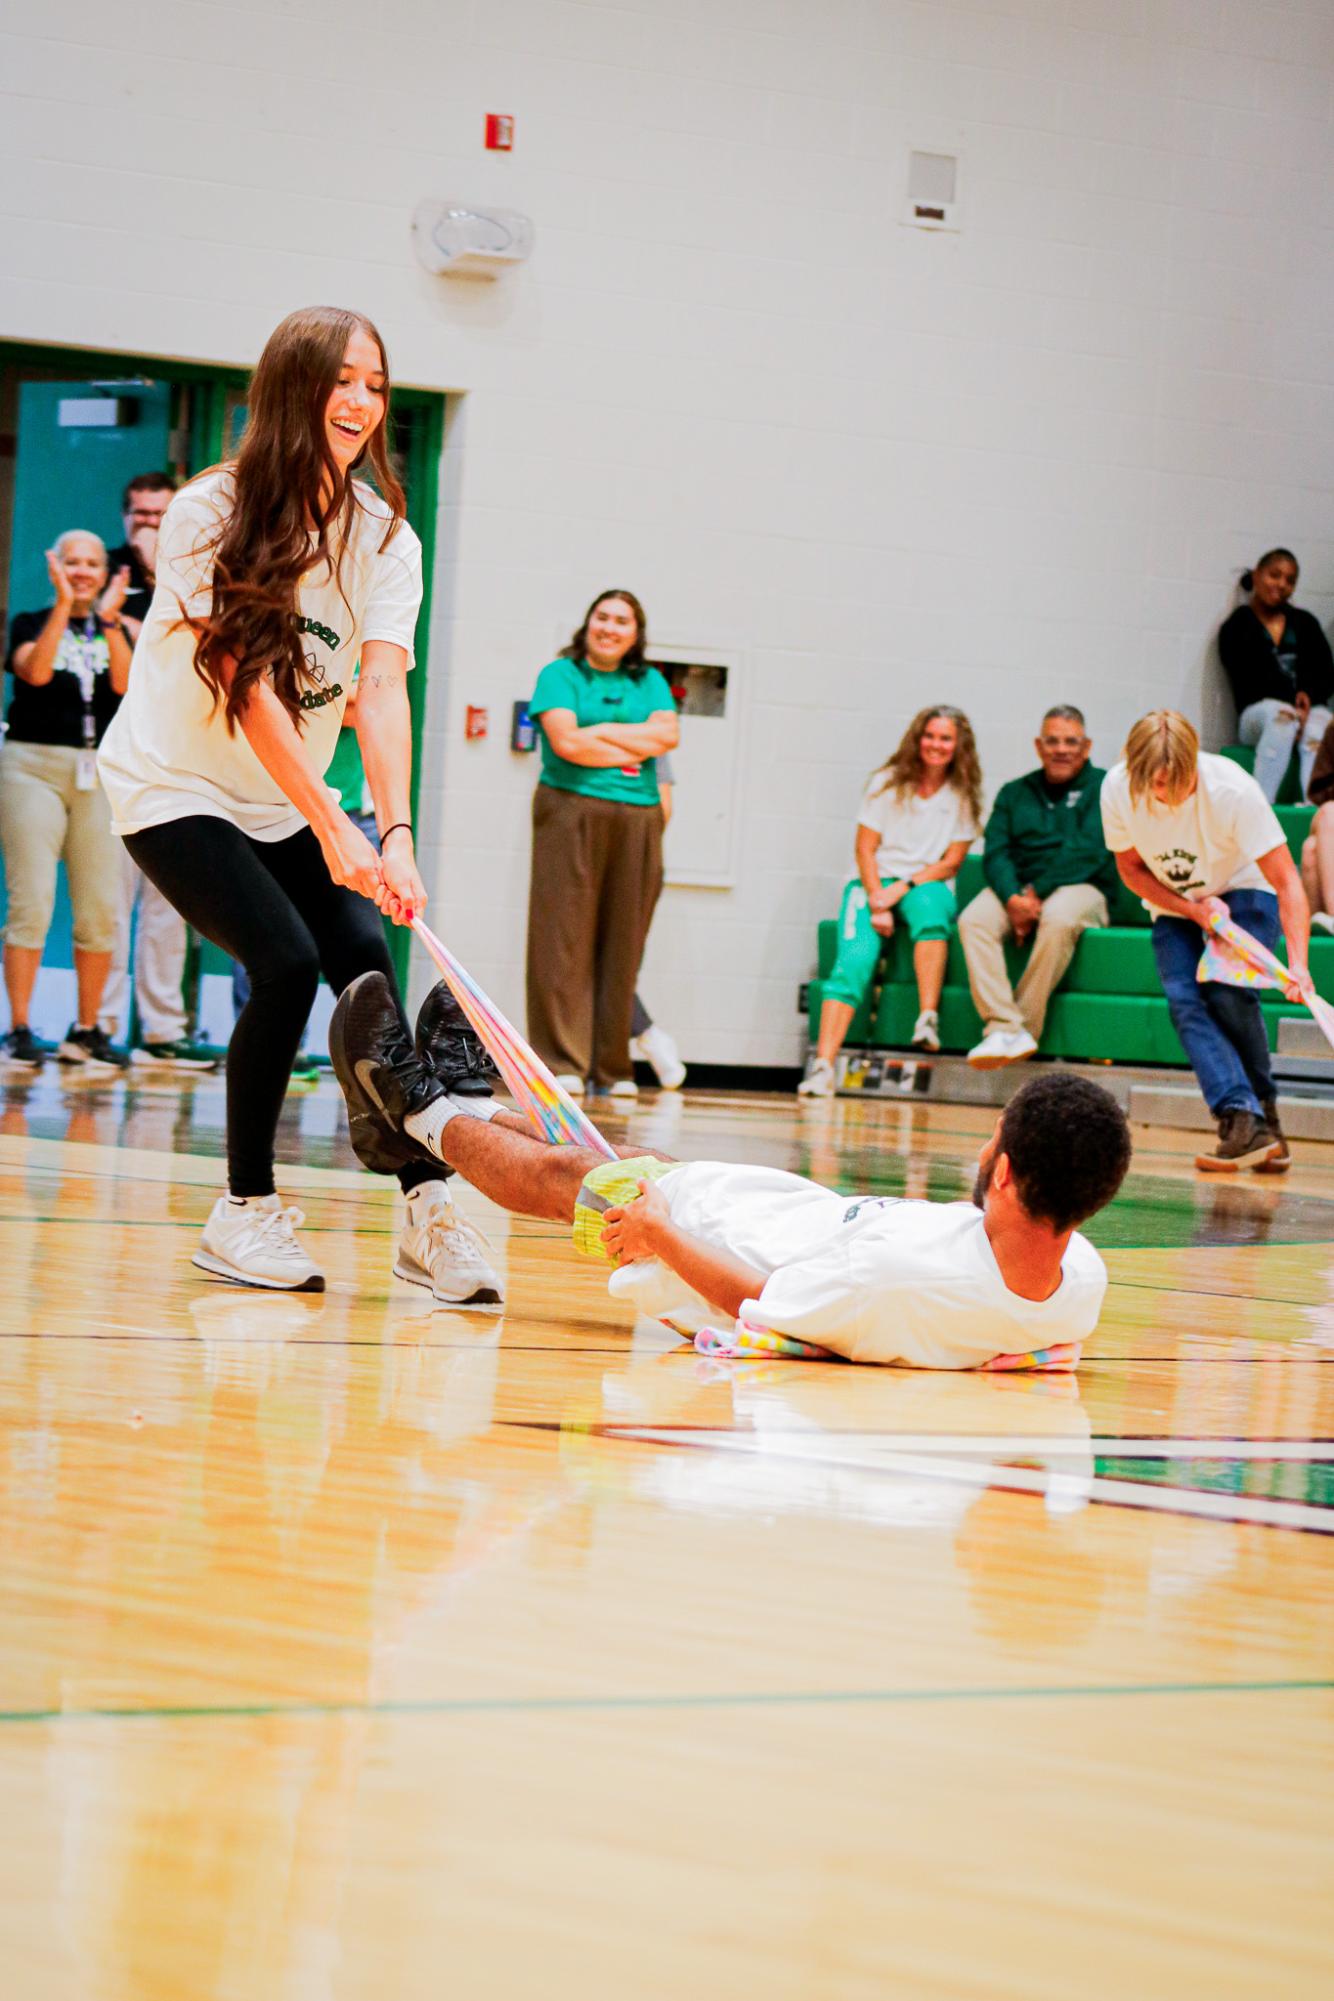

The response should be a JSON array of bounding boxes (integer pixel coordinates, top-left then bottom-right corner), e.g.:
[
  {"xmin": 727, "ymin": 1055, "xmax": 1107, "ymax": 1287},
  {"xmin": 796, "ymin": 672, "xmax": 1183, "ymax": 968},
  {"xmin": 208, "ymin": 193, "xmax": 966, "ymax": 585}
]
[{"xmin": 0, "ymin": 339, "xmax": 445, "ymax": 990}]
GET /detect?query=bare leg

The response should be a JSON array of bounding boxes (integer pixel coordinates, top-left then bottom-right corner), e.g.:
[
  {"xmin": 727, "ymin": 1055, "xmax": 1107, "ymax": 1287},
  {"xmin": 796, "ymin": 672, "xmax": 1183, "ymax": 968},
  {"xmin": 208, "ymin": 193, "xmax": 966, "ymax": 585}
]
[
  {"xmin": 487, "ymin": 1100, "xmax": 660, "ymax": 1166},
  {"xmin": 913, "ymin": 938, "xmax": 948, "ymax": 1012},
  {"xmin": 1315, "ymin": 805, "xmax": 1334, "ymax": 915},
  {"xmin": 430, "ymin": 1117, "xmax": 669, "ymax": 1223},
  {"xmin": 4, "ymin": 945, "xmax": 42, "ymax": 1029},
  {"xmin": 815, "ymin": 998, "xmax": 855, "ymax": 1063},
  {"xmin": 73, "ymin": 947, "xmax": 112, "ymax": 1029},
  {"xmin": 1302, "ymin": 835, "xmax": 1320, "ymax": 914}
]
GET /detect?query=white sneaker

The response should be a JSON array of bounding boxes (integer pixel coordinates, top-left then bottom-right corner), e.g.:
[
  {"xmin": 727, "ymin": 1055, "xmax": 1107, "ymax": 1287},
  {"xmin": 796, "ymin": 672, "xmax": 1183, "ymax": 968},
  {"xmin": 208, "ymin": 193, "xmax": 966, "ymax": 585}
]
[
  {"xmin": 395, "ymin": 1182, "xmax": 503, "ymax": 1308},
  {"xmin": 608, "ymin": 1078, "xmax": 639, "ymax": 1098},
  {"xmin": 632, "ymin": 1023, "xmax": 687, "ymax": 1090},
  {"xmin": 553, "ymin": 1073, "xmax": 585, "ymax": 1097},
  {"xmin": 797, "ymin": 1056, "xmax": 836, "ymax": 1097},
  {"xmin": 192, "ymin": 1193, "xmax": 325, "ymax": 1292},
  {"xmin": 1312, "ymin": 911, "xmax": 1334, "ymax": 935},
  {"xmin": 967, "ymin": 1027, "xmax": 1038, "ymax": 1070},
  {"xmin": 911, "ymin": 1009, "xmax": 941, "ymax": 1052}
]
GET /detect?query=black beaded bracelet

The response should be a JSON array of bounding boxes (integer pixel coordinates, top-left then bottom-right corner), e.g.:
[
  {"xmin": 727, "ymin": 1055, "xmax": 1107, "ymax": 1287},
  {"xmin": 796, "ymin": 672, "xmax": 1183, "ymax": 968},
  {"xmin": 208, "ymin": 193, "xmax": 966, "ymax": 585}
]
[{"xmin": 379, "ymin": 822, "xmax": 412, "ymax": 843}]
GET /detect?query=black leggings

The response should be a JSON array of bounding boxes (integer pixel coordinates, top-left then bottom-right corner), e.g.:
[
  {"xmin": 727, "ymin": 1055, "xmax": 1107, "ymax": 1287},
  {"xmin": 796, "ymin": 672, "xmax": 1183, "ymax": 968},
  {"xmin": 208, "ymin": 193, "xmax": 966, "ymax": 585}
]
[{"xmin": 126, "ymin": 815, "xmax": 445, "ymax": 1199}]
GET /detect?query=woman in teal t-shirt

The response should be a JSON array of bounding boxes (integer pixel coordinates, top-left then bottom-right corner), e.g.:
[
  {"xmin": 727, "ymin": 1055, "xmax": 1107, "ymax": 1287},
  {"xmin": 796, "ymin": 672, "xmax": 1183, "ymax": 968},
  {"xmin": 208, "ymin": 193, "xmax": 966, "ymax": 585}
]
[{"xmin": 526, "ymin": 588, "xmax": 679, "ymax": 1094}]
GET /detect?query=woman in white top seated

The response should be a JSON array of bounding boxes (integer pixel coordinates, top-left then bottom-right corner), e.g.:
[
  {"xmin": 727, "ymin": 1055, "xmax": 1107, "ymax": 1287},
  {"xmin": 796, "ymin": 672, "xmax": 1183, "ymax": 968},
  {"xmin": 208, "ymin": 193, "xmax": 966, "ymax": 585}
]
[{"xmin": 799, "ymin": 706, "xmax": 983, "ymax": 1096}]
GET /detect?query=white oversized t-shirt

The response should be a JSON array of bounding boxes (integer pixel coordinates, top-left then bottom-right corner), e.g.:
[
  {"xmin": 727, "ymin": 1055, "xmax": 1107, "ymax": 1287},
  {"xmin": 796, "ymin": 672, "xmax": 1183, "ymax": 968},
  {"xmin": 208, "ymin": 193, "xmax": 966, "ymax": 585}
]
[
  {"xmin": 1099, "ymin": 753, "xmax": 1284, "ymax": 915},
  {"xmin": 856, "ymin": 780, "xmax": 979, "ymax": 880},
  {"xmin": 98, "ymin": 468, "xmax": 423, "ymax": 840},
  {"xmin": 608, "ymin": 1163, "xmax": 1107, "ymax": 1369}
]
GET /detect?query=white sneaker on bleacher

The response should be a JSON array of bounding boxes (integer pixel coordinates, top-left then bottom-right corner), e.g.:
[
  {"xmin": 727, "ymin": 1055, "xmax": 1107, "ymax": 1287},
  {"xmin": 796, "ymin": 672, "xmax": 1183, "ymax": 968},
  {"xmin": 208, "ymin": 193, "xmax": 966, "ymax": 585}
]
[
  {"xmin": 797, "ymin": 1056, "xmax": 836, "ymax": 1097},
  {"xmin": 967, "ymin": 1027, "xmax": 1038, "ymax": 1070}
]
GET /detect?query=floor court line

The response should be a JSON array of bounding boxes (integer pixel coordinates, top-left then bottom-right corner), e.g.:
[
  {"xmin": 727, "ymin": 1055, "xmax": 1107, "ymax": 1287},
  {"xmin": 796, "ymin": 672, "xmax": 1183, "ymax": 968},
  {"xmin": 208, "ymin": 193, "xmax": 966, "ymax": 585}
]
[
  {"xmin": 588, "ymin": 1429, "xmax": 1334, "ymax": 1457},
  {"xmin": 1, "ymin": 1677, "xmax": 1330, "ymax": 1729},
  {"xmin": 613, "ymin": 1429, "xmax": 1334, "ymax": 1533}
]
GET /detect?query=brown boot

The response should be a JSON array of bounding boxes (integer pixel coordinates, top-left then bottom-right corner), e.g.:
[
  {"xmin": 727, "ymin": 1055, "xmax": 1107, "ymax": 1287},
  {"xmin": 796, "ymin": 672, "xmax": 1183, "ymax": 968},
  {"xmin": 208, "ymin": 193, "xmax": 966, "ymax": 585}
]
[
  {"xmin": 1195, "ymin": 1108, "xmax": 1283, "ymax": 1173},
  {"xmin": 1253, "ymin": 1097, "xmax": 1291, "ymax": 1174}
]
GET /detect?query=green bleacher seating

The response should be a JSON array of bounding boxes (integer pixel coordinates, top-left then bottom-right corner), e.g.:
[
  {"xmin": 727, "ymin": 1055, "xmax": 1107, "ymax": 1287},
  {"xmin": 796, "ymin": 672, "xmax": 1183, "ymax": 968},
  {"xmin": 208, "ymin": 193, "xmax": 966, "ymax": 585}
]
[{"xmin": 807, "ymin": 791, "xmax": 1325, "ymax": 1068}]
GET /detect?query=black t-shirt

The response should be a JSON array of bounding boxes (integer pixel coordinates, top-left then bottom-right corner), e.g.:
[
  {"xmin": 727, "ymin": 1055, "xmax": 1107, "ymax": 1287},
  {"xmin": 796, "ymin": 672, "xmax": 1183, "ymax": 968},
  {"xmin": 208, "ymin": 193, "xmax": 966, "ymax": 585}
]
[
  {"xmin": 106, "ymin": 542, "xmax": 154, "ymax": 627},
  {"xmin": 4, "ymin": 609, "xmax": 123, "ymax": 747}
]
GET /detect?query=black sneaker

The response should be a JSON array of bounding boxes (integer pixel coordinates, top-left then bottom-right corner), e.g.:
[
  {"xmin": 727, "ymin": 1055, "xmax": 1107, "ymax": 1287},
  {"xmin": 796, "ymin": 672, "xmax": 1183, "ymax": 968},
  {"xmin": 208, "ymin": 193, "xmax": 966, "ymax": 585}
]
[
  {"xmin": 57, "ymin": 1024, "xmax": 130, "ymax": 1070},
  {"xmin": 1255, "ymin": 1098, "xmax": 1292, "ymax": 1174},
  {"xmin": 328, "ymin": 972, "xmax": 449, "ymax": 1176},
  {"xmin": 415, "ymin": 980, "xmax": 499, "ymax": 1097},
  {"xmin": 1, "ymin": 1025, "xmax": 46, "ymax": 1068},
  {"xmin": 1195, "ymin": 1109, "xmax": 1282, "ymax": 1173},
  {"xmin": 131, "ymin": 1038, "xmax": 219, "ymax": 1072}
]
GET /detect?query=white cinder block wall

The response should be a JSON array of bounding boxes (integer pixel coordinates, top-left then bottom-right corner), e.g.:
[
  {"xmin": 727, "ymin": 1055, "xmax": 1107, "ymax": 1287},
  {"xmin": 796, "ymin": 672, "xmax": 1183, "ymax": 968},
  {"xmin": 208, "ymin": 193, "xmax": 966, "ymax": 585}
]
[{"xmin": 3, "ymin": 0, "xmax": 1333, "ymax": 1064}]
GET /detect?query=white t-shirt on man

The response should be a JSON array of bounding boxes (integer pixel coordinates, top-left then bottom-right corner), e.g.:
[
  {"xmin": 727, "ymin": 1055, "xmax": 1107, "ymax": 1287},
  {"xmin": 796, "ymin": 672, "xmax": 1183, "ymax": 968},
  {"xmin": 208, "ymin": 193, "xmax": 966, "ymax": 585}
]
[
  {"xmin": 98, "ymin": 467, "xmax": 423, "ymax": 840},
  {"xmin": 856, "ymin": 779, "xmax": 979, "ymax": 881},
  {"xmin": 1099, "ymin": 753, "xmax": 1284, "ymax": 915},
  {"xmin": 607, "ymin": 1161, "xmax": 1107, "ymax": 1369}
]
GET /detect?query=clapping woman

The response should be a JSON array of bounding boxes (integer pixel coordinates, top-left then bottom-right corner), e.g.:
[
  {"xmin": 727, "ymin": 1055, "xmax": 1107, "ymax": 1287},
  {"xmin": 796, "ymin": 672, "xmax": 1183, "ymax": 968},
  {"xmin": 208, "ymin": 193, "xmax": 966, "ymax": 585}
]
[{"xmin": 1, "ymin": 532, "xmax": 131, "ymax": 1068}]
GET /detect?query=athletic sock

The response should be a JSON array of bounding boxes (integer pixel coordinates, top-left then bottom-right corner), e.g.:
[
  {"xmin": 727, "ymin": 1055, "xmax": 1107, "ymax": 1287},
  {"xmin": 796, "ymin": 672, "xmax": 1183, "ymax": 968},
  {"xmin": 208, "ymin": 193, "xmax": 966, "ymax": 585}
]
[{"xmin": 404, "ymin": 1095, "xmax": 468, "ymax": 1160}]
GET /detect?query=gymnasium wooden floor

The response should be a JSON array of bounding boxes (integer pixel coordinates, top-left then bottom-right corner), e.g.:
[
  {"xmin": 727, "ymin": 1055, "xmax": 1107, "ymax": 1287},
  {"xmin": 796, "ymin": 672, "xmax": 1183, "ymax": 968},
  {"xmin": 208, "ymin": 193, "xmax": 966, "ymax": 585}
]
[{"xmin": 0, "ymin": 1069, "xmax": 1330, "ymax": 2000}]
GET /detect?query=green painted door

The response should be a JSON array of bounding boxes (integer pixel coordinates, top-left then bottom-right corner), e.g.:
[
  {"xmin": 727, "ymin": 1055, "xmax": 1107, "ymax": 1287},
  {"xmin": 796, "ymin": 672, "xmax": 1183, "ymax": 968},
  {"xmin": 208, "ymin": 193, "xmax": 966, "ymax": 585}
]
[{"xmin": 7, "ymin": 378, "xmax": 172, "ymax": 615}]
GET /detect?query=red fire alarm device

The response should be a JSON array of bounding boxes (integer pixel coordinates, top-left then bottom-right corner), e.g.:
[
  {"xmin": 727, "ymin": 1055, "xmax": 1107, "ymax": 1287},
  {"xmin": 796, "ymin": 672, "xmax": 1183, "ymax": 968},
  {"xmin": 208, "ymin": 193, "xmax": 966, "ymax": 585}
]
[
  {"xmin": 484, "ymin": 114, "xmax": 514, "ymax": 151},
  {"xmin": 465, "ymin": 705, "xmax": 489, "ymax": 740}
]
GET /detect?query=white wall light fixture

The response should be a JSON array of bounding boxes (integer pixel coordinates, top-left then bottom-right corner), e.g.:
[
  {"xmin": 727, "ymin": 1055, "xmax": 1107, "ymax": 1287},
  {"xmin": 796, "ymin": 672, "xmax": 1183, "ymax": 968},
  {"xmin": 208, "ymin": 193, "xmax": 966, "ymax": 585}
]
[
  {"xmin": 412, "ymin": 200, "xmax": 534, "ymax": 278},
  {"xmin": 903, "ymin": 150, "xmax": 960, "ymax": 231}
]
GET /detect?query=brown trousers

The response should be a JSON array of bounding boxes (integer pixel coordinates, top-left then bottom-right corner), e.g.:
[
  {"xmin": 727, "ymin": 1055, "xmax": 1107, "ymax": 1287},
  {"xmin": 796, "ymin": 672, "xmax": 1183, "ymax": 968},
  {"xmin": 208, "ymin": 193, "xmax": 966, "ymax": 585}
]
[{"xmin": 526, "ymin": 784, "xmax": 664, "ymax": 1086}]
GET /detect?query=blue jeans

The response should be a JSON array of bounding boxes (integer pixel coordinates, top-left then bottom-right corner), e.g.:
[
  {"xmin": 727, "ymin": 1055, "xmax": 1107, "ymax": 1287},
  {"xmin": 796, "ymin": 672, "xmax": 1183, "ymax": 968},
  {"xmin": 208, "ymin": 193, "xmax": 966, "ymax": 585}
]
[{"xmin": 1151, "ymin": 889, "xmax": 1279, "ymax": 1118}]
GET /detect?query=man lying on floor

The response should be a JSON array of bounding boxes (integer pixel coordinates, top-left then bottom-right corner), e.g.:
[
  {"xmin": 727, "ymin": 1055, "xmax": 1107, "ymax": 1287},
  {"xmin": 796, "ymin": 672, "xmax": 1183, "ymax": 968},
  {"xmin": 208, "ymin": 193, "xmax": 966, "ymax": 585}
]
[{"xmin": 331, "ymin": 973, "xmax": 1132, "ymax": 1369}]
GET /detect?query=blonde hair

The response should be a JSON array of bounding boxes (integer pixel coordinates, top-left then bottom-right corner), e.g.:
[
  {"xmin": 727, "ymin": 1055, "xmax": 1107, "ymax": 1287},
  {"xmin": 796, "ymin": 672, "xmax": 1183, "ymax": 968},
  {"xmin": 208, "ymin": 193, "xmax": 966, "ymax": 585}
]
[
  {"xmin": 1124, "ymin": 709, "xmax": 1199, "ymax": 806},
  {"xmin": 867, "ymin": 705, "xmax": 984, "ymax": 829}
]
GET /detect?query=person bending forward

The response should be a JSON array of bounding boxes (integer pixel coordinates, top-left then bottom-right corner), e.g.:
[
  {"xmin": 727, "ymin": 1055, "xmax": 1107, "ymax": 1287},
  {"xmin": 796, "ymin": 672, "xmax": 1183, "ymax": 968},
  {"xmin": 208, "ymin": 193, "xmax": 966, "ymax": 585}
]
[
  {"xmin": 332, "ymin": 972, "xmax": 1132, "ymax": 1371},
  {"xmin": 1101, "ymin": 709, "xmax": 1310, "ymax": 1175},
  {"xmin": 97, "ymin": 304, "xmax": 500, "ymax": 1302}
]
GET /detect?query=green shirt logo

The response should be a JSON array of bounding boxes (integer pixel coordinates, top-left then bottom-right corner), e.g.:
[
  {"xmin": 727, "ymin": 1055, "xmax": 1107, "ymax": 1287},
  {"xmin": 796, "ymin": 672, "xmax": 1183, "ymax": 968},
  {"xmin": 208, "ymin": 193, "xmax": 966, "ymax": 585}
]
[{"xmin": 296, "ymin": 615, "xmax": 342, "ymax": 652}]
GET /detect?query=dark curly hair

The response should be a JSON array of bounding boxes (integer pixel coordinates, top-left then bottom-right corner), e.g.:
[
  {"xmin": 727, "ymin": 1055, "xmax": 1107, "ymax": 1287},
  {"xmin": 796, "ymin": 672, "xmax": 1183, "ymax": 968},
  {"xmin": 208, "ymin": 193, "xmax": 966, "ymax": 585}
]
[{"xmin": 991, "ymin": 1073, "xmax": 1131, "ymax": 1233}]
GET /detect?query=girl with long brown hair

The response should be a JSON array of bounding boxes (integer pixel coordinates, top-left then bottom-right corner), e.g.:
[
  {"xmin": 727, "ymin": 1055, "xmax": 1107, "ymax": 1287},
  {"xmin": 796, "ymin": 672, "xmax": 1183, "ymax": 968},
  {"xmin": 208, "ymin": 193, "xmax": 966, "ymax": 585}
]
[
  {"xmin": 799, "ymin": 705, "xmax": 982, "ymax": 1096},
  {"xmin": 98, "ymin": 305, "xmax": 500, "ymax": 1301}
]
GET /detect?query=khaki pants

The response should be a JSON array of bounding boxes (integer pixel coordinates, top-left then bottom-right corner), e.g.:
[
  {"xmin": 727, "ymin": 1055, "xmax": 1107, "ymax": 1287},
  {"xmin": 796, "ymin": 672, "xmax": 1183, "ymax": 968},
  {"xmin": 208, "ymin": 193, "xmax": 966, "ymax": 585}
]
[
  {"xmin": 0, "ymin": 740, "xmax": 120, "ymax": 952},
  {"xmin": 958, "ymin": 882, "xmax": 1108, "ymax": 1040},
  {"xmin": 526, "ymin": 784, "xmax": 663, "ymax": 1086},
  {"xmin": 99, "ymin": 840, "xmax": 188, "ymax": 1041}
]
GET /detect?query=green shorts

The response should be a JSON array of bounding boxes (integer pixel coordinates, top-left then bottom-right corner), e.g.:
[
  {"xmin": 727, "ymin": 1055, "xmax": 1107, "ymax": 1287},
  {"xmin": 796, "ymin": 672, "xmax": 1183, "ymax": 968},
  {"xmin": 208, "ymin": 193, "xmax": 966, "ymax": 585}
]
[{"xmin": 572, "ymin": 1155, "xmax": 676, "ymax": 1263}]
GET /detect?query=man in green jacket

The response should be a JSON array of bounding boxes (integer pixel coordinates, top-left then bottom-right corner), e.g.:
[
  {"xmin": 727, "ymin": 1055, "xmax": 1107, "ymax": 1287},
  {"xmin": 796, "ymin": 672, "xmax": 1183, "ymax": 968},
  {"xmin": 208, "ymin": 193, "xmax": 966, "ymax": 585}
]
[{"xmin": 960, "ymin": 706, "xmax": 1116, "ymax": 1068}]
